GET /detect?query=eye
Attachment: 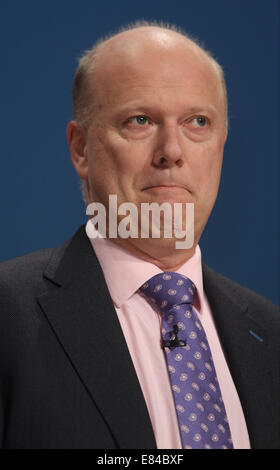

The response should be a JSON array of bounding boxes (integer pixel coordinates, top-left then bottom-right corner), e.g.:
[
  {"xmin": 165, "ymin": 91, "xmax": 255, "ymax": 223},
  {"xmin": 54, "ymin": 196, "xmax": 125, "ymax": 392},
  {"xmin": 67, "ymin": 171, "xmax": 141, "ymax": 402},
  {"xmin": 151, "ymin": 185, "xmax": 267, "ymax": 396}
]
[
  {"xmin": 129, "ymin": 115, "xmax": 149, "ymax": 126},
  {"xmin": 191, "ymin": 116, "xmax": 207, "ymax": 127},
  {"xmin": 122, "ymin": 114, "xmax": 153, "ymax": 138}
]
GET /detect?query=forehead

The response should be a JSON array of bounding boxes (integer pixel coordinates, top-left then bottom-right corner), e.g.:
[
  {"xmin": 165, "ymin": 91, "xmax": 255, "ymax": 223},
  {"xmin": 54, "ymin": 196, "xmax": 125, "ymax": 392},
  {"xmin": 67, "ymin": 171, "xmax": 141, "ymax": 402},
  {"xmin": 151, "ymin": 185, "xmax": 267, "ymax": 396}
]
[{"xmin": 92, "ymin": 29, "xmax": 223, "ymax": 112}]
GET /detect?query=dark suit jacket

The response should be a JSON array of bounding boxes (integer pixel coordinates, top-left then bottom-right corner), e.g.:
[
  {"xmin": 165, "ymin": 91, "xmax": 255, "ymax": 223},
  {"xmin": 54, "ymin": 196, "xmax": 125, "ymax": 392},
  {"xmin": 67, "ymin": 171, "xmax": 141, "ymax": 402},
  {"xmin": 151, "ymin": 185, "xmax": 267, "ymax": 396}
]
[{"xmin": 0, "ymin": 225, "xmax": 279, "ymax": 449}]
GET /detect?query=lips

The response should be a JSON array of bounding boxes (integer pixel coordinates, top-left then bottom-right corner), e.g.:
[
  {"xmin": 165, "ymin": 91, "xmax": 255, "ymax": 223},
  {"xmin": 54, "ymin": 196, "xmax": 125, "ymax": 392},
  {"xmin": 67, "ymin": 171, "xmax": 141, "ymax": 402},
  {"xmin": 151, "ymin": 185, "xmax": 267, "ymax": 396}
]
[
  {"xmin": 140, "ymin": 185, "xmax": 193, "ymax": 203},
  {"xmin": 144, "ymin": 185, "xmax": 185, "ymax": 189},
  {"xmin": 142, "ymin": 184, "xmax": 190, "ymax": 193}
]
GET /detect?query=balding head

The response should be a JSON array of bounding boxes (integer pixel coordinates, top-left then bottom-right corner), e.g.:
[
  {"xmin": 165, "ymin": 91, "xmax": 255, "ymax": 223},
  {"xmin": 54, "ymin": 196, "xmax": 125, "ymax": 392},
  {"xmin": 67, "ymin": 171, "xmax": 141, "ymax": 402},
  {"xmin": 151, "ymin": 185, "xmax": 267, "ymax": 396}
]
[{"xmin": 72, "ymin": 23, "xmax": 228, "ymax": 130}]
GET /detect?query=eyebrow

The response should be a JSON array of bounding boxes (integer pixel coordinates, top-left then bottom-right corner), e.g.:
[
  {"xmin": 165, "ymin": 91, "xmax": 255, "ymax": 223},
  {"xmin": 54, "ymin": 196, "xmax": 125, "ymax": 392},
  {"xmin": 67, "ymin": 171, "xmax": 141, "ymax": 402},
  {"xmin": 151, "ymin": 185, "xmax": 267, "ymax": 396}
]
[
  {"xmin": 184, "ymin": 105, "xmax": 218, "ymax": 115},
  {"xmin": 114, "ymin": 103, "xmax": 219, "ymax": 118}
]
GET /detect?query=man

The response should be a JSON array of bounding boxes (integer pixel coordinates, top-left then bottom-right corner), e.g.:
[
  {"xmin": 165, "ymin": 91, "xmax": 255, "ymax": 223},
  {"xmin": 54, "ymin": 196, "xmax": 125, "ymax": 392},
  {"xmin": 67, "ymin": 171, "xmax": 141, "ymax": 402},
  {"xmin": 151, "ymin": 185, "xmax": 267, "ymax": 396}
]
[{"xmin": 0, "ymin": 23, "xmax": 279, "ymax": 450}]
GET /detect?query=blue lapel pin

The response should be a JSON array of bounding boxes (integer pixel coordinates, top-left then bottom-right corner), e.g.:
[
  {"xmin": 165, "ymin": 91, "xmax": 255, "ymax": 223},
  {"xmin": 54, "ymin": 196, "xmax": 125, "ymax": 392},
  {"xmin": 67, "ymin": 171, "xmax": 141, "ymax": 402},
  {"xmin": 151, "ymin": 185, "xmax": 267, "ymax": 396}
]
[{"xmin": 249, "ymin": 330, "xmax": 263, "ymax": 342}]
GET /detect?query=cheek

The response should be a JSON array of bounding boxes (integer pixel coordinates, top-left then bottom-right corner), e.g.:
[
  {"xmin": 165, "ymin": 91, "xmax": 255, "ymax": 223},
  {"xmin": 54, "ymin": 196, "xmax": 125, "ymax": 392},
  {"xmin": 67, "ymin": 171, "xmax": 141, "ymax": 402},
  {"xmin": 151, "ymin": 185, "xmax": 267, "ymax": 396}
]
[
  {"xmin": 107, "ymin": 137, "xmax": 146, "ymax": 172},
  {"xmin": 85, "ymin": 136, "xmax": 119, "ymax": 200},
  {"xmin": 100, "ymin": 132, "xmax": 149, "ymax": 186},
  {"xmin": 87, "ymin": 132, "xmax": 147, "ymax": 199},
  {"xmin": 192, "ymin": 143, "xmax": 223, "ymax": 196}
]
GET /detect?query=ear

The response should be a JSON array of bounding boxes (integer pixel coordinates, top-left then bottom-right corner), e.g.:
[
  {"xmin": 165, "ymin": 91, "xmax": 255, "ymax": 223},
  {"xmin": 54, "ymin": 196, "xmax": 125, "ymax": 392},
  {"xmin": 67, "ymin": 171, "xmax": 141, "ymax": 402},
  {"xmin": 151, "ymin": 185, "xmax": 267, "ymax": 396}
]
[
  {"xmin": 223, "ymin": 126, "xmax": 228, "ymax": 144},
  {"xmin": 66, "ymin": 121, "xmax": 88, "ymax": 179}
]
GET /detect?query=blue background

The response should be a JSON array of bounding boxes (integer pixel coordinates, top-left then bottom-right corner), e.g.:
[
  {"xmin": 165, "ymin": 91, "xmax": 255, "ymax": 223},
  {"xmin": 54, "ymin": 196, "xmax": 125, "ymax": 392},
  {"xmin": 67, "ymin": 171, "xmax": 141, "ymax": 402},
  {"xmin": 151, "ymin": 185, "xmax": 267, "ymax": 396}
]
[{"xmin": 0, "ymin": 0, "xmax": 279, "ymax": 305}]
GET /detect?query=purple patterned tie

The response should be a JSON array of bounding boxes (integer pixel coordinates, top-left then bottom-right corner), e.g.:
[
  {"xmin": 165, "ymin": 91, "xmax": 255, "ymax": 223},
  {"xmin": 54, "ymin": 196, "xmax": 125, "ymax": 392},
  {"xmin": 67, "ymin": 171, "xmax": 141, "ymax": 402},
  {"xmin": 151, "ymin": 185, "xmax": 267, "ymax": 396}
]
[{"xmin": 139, "ymin": 272, "xmax": 233, "ymax": 449}]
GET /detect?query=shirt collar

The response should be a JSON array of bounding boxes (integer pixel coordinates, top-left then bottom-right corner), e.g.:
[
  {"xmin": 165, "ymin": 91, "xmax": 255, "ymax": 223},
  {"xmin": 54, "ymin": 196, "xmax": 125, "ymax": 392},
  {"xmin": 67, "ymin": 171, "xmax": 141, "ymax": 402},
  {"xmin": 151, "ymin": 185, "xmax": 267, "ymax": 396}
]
[{"xmin": 86, "ymin": 227, "xmax": 203, "ymax": 312}]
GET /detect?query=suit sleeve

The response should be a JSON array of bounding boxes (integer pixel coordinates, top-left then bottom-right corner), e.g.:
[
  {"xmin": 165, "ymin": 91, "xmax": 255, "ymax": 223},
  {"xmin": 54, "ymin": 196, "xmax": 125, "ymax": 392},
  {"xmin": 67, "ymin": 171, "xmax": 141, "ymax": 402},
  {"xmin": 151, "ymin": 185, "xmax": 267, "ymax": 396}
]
[{"xmin": 0, "ymin": 270, "xmax": 19, "ymax": 449}]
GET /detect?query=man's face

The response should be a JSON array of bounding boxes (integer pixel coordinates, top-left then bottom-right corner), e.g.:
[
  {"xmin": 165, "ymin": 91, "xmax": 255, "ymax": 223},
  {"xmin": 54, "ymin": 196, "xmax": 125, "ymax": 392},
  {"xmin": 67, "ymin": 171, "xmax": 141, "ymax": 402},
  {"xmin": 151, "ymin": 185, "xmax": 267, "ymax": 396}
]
[{"xmin": 82, "ymin": 31, "xmax": 227, "ymax": 251}]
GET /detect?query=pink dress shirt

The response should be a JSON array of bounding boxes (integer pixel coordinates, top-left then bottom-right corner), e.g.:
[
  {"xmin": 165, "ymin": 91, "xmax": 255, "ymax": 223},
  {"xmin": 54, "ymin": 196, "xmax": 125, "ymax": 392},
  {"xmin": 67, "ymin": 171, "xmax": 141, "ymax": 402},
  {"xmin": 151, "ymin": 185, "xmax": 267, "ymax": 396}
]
[{"xmin": 86, "ymin": 228, "xmax": 250, "ymax": 449}]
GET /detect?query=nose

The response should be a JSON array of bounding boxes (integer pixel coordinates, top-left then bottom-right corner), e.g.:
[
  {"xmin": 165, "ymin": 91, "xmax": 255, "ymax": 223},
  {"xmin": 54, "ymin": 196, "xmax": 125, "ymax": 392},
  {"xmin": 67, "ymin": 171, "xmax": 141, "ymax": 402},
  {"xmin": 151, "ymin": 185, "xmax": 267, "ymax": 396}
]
[{"xmin": 152, "ymin": 122, "xmax": 184, "ymax": 169}]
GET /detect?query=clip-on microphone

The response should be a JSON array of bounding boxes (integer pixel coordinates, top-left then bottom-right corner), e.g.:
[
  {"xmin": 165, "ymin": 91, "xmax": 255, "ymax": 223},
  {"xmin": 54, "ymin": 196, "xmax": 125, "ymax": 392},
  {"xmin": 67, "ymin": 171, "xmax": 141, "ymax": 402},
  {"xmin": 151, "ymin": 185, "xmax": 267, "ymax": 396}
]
[{"xmin": 161, "ymin": 324, "xmax": 187, "ymax": 350}]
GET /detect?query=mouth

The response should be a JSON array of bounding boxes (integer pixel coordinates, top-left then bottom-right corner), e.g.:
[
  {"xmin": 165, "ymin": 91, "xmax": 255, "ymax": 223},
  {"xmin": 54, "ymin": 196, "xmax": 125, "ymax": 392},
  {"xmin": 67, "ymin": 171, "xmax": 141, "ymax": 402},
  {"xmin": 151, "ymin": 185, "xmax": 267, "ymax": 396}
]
[
  {"xmin": 142, "ymin": 185, "xmax": 190, "ymax": 193},
  {"xmin": 140, "ymin": 185, "xmax": 193, "ymax": 203}
]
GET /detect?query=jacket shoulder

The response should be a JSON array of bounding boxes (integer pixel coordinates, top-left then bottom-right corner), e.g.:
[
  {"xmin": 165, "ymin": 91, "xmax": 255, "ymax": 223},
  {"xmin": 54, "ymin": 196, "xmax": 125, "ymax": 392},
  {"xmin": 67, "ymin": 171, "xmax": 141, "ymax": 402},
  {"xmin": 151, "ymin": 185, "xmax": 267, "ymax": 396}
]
[
  {"xmin": 0, "ymin": 248, "xmax": 54, "ymax": 294},
  {"xmin": 203, "ymin": 263, "xmax": 280, "ymax": 327},
  {"xmin": 0, "ymin": 225, "xmax": 87, "ymax": 301}
]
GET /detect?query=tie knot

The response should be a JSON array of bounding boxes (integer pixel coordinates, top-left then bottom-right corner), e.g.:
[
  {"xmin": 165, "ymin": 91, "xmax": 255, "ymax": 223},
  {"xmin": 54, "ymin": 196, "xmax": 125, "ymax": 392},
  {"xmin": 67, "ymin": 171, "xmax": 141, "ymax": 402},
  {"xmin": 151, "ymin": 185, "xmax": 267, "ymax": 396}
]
[{"xmin": 139, "ymin": 272, "xmax": 195, "ymax": 314}]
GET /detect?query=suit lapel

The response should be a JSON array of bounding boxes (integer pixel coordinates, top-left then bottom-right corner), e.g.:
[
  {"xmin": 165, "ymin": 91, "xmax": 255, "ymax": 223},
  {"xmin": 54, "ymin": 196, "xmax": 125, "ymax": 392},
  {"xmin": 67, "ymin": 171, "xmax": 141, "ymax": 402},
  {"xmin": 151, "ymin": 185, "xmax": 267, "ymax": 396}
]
[
  {"xmin": 203, "ymin": 264, "xmax": 278, "ymax": 449},
  {"xmin": 37, "ymin": 226, "xmax": 156, "ymax": 449}
]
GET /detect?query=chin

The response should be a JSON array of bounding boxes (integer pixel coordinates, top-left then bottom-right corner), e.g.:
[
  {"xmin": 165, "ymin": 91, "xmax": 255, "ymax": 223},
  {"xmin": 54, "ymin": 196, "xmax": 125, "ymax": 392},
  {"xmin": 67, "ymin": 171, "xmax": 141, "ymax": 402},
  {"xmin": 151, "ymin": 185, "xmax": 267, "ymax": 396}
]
[{"xmin": 137, "ymin": 236, "xmax": 195, "ymax": 257}]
